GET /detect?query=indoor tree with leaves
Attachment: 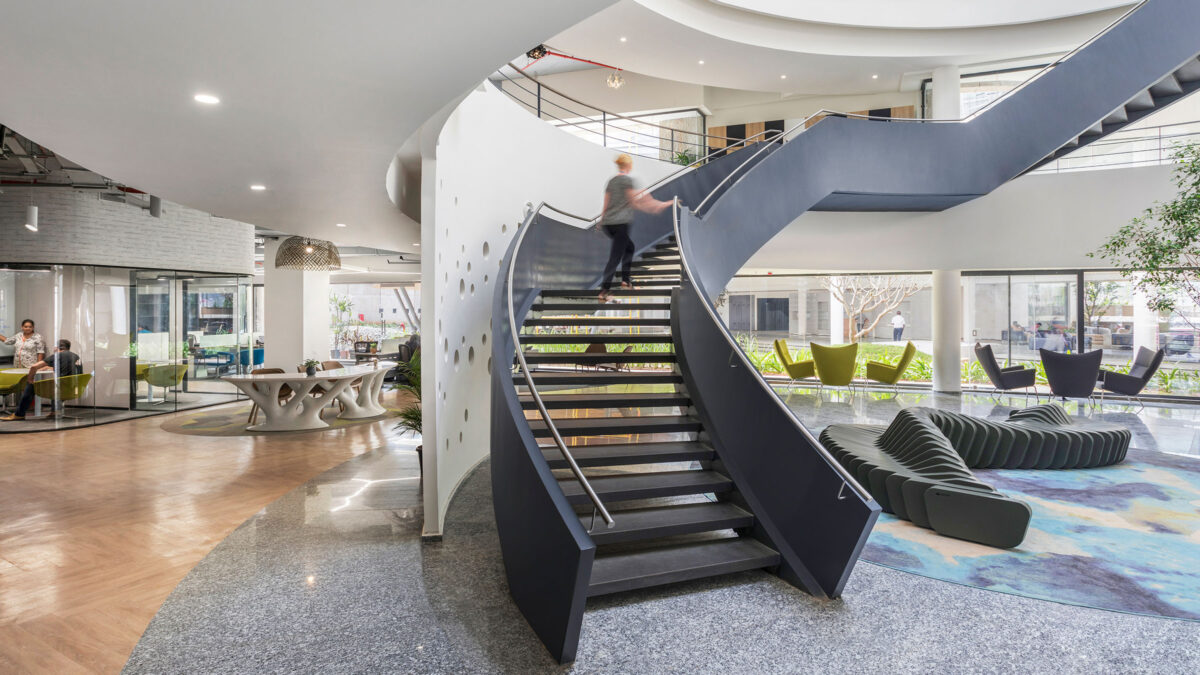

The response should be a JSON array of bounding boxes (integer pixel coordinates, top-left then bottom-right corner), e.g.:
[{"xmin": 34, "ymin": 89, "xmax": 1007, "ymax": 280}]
[{"xmin": 1092, "ymin": 141, "xmax": 1200, "ymax": 327}]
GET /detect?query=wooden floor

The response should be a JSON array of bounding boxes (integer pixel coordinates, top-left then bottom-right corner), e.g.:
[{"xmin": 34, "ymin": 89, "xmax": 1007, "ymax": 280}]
[{"xmin": 0, "ymin": 391, "xmax": 414, "ymax": 673}]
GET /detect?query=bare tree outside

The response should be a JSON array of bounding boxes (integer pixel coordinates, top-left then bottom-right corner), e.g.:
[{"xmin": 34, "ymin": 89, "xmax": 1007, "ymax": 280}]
[{"xmin": 821, "ymin": 275, "xmax": 925, "ymax": 343}]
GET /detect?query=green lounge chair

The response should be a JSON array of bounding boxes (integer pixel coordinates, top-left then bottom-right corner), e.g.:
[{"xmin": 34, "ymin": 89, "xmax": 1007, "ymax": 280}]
[
  {"xmin": 810, "ymin": 342, "xmax": 858, "ymax": 388},
  {"xmin": 866, "ymin": 341, "xmax": 918, "ymax": 392},
  {"xmin": 32, "ymin": 373, "xmax": 93, "ymax": 418},
  {"xmin": 772, "ymin": 339, "xmax": 815, "ymax": 393}
]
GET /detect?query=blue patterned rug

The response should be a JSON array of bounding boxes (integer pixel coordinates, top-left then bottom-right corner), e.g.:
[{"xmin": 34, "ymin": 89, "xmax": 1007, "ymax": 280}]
[{"xmin": 861, "ymin": 448, "xmax": 1200, "ymax": 621}]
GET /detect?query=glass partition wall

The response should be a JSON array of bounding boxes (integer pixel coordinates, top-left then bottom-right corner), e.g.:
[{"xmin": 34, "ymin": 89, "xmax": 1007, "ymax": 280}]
[{"xmin": 0, "ymin": 263, "xmax": 252, "ymax": 433}]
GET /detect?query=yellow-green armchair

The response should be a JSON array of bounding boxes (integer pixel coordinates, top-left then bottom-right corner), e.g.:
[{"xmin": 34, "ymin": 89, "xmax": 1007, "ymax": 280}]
[
  {"xmin": 866, "ymin": 341, "xmax": 917, "ymax": 392},
  {"xmin": 811, "ymin": 342, "xmax": 858, "ymax": 387},
  {"xmin": 0, "ymin": 371, "xmax": 28, "ymax": 412},
  {"xmin": 32, "ymin": 373, "xmax": 93, "ymax": 418},
  {"xmin": 146, "ymin": 364, "xmax": 187, "ymax": 404},
  {"xmin": 772, "ymin": 339, "xmax": 815, "ymax": 392}
]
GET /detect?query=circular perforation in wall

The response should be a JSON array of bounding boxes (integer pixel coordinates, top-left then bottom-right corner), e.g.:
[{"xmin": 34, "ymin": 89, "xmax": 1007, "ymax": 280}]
[
  {"xmin": 482, "ymin": 241, "xmax": 490, "ymax": 259},
  {"xmin": 453, "ymin": 348, "xmax": 460, "ymax": 371},
  {"xmin": 459, "ymin": 279, "xmax": 465, "ymax": 298},
  {"xmin": 468, "ymin": 346, "xmax": 475, "ymax": 364}
]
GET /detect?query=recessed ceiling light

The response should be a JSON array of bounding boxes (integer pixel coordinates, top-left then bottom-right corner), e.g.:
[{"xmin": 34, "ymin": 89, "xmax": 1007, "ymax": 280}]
[
  {"xmin": 619, "ymin": 37, "xmax": 627, "ymax": 42},
  {"xmin": 780, "ymin": 75, "xmax": 787, "ymax": 80},
  {"xmin": 698, "ymin": 60, "xmax": 705, "ymax": 65},
  {"xmin": 250, "ymin": 184, "xmax": 266, "ymax": 191},
  {"xmin": 872, "ymin": 74, "xmax": 879, "ymax": 79},
  {"xmin": 336, "ymin": 222, "xmax": 346, "ymax": 227},
  {"xmin": 193, "ymin": 93, "xmax": 220, "ymax": 105},
  {"xmin": 413, "ymin": 242, "xmax": 421, "ymax": 247}
]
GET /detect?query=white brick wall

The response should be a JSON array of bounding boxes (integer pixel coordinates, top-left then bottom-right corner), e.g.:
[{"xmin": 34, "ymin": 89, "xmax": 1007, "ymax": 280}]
[{"xmin": 0, "ymin": 188, "xmax": 254, "ymax": 274}]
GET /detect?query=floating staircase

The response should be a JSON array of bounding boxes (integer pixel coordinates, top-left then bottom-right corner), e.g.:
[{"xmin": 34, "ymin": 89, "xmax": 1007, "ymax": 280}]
[
  {"xmin": 512, "ymin": 236, "xmax": 783, "ymax": 605},
  {"xmin": 492, "ymin": 1, "xmax": 1200, "ymax": 663}
]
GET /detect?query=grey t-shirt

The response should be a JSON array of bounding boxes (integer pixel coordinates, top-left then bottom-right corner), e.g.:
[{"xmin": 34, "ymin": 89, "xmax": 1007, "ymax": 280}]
[{"xmin": 602, "ymin": 174, "xmax": 635, "ymax": 225}]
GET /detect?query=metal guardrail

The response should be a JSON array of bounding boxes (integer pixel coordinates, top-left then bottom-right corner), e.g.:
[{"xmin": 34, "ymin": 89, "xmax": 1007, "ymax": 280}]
[{"xmin": 1032, "ymin": 121, "xmax": 1200, "ymax": 173}]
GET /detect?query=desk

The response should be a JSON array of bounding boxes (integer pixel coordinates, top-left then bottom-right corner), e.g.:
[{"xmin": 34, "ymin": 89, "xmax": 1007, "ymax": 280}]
[
  {"xmin": 1, "ymin": 368, "xmax": 52, "ymax": 416},
  {"xmin": 222, "ymin": 361, "xmax": 395, "ymax": 431}
]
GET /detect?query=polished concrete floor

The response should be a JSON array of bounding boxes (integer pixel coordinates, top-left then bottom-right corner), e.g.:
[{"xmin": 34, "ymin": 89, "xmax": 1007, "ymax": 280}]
[{"xmin": 125, "ymin": 425, "xmax": 1200, "ymax": 673}]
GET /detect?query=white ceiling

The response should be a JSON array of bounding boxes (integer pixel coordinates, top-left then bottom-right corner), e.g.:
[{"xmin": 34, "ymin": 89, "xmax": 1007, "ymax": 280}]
[
  {"xmin": 0, "ymin": 1, "xmax": 612, "ymax": 250},
  {"xmin": 550, "ymin": 0, "xmax": 1132, "ymax": 94},
  {"xmin": 711, "ymin": 0, "xmax": 1135, "ymax": 30}
]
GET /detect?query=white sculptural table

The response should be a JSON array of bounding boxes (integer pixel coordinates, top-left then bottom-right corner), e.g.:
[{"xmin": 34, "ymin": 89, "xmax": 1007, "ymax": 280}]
[{"xmin": 222, "ymin": 361, "xmax": 395, "ymax": 431}]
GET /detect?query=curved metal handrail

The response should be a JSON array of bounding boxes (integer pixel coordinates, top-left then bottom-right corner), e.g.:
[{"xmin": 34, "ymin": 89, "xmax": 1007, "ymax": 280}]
[
  {"xmin": 670, "ymin": 199, "xmax": 873, "ymax": 503},
  {"xmin": 507, "ymin": 201, "xmax": 614, "ymax": 529}
]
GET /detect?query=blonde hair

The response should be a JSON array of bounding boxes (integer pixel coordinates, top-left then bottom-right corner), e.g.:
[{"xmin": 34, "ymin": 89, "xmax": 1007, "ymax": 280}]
[{"xmin": 615, "ymin": 153, "xmax": 633, "ymax": 169}]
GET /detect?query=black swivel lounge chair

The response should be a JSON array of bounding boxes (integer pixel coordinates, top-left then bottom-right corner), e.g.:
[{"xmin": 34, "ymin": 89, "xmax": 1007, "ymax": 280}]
[
  {"xmin": 975, "ymin": 343, "xmax": 1036, "ymax": 399},
  {"xmin": 1040, "ymin": 348, "xmax": 1103, "ymax": 402},
  {"xmin": 1098, "ymin": 346, "xmax": 1164, "ymax": 409}
]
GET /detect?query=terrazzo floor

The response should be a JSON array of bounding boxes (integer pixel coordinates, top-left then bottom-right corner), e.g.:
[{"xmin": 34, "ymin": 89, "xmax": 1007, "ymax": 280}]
[{"xmin": 125, "ymin": 417, "xmax": 1200, "ymax": 673}]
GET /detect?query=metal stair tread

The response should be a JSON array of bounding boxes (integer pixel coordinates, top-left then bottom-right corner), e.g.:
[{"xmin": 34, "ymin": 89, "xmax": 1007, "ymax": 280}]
[
  {"xmin": 587, "ymin": 538, "xmax": 779, "ymax": 596},
  {"xmin": 541, "ymin": 441, "xmax": 712, "ymax": 467},
  {"xmin": 523, "ymin": 317, "xmax": 671, "ymax": 326},
  {"xmin": 518, "ymin": 334, "xmax": 674, "ymax": 344},
  {"xmin": 513, "ymin": 371, "xmax": 683, "ymax": 386},
  {"xmin": 530, "ymin": 302, "xmax": 671, "ymax": 312},
  {"xmin": 521, "ymin": 392, "xmax": 690, "ymax": 409},
  {"xmin": 527, "ymin": 414, "xmax": 701, "ymax": 437},
  {"xmin": 558, "ymin": 470, "xmax": 732, "ymax": 504},
  {"xmin": 521, "ymin": 351, "xmax": 677, "ymax": 364},
  {"xmin": 584, "ymin": 502, "xmax": 754, "ymax": 545},
  {"xmin": 539, "ymin": 289, "xmax": 675, "ymax": 297}
]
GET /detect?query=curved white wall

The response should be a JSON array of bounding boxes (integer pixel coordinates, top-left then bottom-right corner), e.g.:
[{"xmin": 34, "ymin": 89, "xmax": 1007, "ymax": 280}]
[
  {"xmin": 0, "ymin": 189, "xmax": 254, "ymax": 274},
  {"xmin": 421, "ymin": 83, "xmax": 673, "ymax": 537}
]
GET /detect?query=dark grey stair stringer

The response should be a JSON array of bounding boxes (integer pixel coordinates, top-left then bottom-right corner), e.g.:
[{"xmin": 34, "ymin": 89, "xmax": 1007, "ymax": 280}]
[{"xmin": 587, "ymin": 539, "xmax": 779, "ymax": 596}]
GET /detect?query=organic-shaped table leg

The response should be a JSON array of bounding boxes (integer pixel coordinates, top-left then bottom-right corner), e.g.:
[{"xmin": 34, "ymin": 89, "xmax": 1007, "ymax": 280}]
[
  {"xmin": 240, "ymin": 377, "xmax": 354, "ymax": 431},
  {"xmin": 336, "ymin": 369, "xmax": 389, "ymax": 419}
]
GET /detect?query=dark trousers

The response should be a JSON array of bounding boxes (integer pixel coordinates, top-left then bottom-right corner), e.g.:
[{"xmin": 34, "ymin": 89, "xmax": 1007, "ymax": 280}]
[
  {"xmin": 600, "ymin": 223, "xmax": 634, "ymax": 290},
  {"xmin": 14, "ymin": 382, "xmax": 60, "ymax": 417},
  {"xmin": 15, "ymin": 383, "xmax": 34, "ymax": 417},
  {"xmin": 893, "ymin": 327, "xmax": 904, "ymax": 341}
]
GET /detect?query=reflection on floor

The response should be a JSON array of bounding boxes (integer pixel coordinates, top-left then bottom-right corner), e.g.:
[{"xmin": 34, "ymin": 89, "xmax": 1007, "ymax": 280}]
[
  {"xmin": 776, "ymin": 385, "xmax": 1200, "ymax": 457},
  {"xmin": 0, "ymin": 392, "xmax": 243, "ymax": 433},
  {"xmin": 0, "ymin": 390, "xmax": 410, "ymax": 673},
  {"xmin": 126, "ymin": 454, "xmax": 1200, "ymax": 673}
]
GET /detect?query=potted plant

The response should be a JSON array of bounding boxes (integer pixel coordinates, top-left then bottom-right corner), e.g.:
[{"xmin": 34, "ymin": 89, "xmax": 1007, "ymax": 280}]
[
  {"xmin": 394, "ymin": 351, "xmax": 423, "ymax": 469},
  {"xmin": 302, "ymin": 359, "xmax": 321, "ymax": 376}
]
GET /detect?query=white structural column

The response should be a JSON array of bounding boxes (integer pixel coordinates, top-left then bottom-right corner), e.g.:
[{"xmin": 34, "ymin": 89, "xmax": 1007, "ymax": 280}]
[
  {"xmin": 931, "ymin": 65, "xmax": 962, "ymax": 120},
  {"xmin": 932, "ymin": 269, "xmax": 963, "ymax": 393},
  {"xmin": 263, "ymin": 237, "xmax": 332, "ymax": 369},
  {"xmin": 829, "ymin": 279, "xmax": 845, "ymax": 345}
]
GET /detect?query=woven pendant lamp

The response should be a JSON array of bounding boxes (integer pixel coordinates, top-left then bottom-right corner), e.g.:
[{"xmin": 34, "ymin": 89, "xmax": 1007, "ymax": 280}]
[{"xmin": 274, "ymin": 236, "xmax": 341, "ymax": 271}]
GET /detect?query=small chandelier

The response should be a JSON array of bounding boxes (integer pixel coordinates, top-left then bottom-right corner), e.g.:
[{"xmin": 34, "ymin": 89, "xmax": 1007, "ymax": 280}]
[
  {"xmin": 606, "ymin": 69, "xmax": 625, "ymax": 89},
  {"xmin": 526, "ymin": 44, "xmax": 548, "ymax": 60},
  {"xmin": 274, "ymin": 236, "xmax": 342, "ymax": 271}
]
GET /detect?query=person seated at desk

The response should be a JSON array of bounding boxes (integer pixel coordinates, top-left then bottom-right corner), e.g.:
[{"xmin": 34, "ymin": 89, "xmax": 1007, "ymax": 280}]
[
  {"xmin": 1, "ymin": 319, "xmax": 46, "ymax": 370},
  {"xmin": 2, "ymin": 339, "xmax": 81, "ymax": 421}
]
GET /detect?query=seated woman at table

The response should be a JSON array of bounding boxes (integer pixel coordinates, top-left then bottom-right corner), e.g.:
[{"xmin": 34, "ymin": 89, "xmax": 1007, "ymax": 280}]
[
  {"xmin": 2, "ymin": 338, "xmax": 81, "ymax": 421},
  {"xmin": 1, "ymin": 319, "xmax": 46, "ymax": 370}
]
